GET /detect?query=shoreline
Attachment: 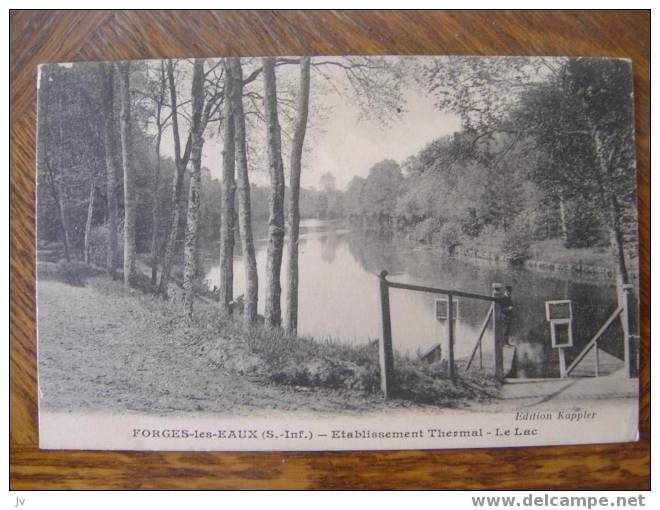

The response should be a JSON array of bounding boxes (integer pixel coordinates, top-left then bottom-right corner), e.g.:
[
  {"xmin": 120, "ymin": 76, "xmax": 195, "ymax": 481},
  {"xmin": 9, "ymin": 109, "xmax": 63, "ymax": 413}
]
[
  {"xmin": 199, "ymin": 222, "xmax": 637, "ymax": 287},
  {"xmin": 339, "ymin": 220, "xmax": 637, "ymax": 283},
  {"xmin": 450, "ymin": 245, "xmax": 619, "ymax": 280}
]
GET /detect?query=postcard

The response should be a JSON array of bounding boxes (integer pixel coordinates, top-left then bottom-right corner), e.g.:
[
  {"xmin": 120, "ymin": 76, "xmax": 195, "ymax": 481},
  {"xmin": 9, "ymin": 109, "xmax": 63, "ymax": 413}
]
[{"xmin": 36, "ymin": 55, "xmax": 639, "ymax": 450}]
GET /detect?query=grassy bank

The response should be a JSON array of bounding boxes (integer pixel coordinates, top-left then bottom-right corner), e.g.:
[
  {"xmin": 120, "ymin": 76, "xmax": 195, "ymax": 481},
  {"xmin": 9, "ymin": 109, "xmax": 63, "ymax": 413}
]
[
  {"xmin": 38, "ymin": 258, "xmax": 499, "ymax": 412},
  {"xmin": 344, "ymin": 220, "xmax": 634, "ymax": 280},
  {"xmin": 452, "ymin": 237, "xmax": 640, "ymax": 280},
  {"xmin": 389, "ymin": 223, "xmax": 635, "ymax": 281}
]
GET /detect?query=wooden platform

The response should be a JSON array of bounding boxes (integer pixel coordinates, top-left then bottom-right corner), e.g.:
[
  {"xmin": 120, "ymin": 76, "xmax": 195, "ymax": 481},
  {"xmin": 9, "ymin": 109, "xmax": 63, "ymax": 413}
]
[{"xmin": 569, "ymin": 348, "xmax": 624, "ymax": 378}]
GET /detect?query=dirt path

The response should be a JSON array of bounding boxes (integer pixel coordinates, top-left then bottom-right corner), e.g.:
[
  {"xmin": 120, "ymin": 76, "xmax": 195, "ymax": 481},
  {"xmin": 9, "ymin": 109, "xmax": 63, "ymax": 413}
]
[{"xmin": 37, "ymin": 278, "xmax": 414, "ymax": 416}]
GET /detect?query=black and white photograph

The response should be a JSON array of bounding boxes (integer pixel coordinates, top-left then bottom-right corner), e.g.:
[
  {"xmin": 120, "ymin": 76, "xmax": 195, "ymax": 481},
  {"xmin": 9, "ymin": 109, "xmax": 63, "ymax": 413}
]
[{"xmin": 36, "ymin": 55, "xmax": 640, "ymax": 450}]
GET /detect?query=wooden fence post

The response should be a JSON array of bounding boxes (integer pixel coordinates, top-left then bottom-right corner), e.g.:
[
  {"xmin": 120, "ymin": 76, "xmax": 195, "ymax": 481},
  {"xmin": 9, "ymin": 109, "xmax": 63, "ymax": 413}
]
[
  {"xmin": 557, "ymin": 347, "xmax": 567, "ymax": 378},
  {"xmin": 621, "ymin": 284, "xmax": 639, "ymax": 378},
  {"xmin": 378, "ymin": 270, "xmax": 395, "ymax": 398},
  {"xmin": 492, "ymin": 283, "xmax": 505, "ymax": 379}
]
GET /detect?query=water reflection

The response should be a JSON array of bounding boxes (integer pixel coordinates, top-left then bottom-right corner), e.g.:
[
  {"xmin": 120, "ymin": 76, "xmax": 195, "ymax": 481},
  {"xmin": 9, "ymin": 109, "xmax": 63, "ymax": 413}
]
[{"xmin": 205, "ymin": 219, "xmax": 621, "ymax": 377}]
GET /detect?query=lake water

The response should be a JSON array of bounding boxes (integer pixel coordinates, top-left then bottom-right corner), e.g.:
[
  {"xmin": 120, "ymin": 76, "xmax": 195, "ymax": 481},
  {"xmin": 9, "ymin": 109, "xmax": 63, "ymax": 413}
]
[{"xmin": 205, "ymin": 219, "xmax": 623, "ymax": 378}]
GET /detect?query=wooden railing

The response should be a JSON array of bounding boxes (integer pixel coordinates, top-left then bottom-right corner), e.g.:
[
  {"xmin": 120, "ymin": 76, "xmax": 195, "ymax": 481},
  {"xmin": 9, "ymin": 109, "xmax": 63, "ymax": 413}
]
[
  {"xmin": 378, "ymin": 273, "xmax": 639, "ymax": 398},
  {"xmin": 565, "ymin": 283, "xmax": 639, "ymax": 379},
  {"xmin": 565, "ymin": 306, "xmax": 622, "ymax": 377},
  {"xmin": 465, "ymin": 304, "xmax": 494, "ymax": 371},
  {"xmin": 377, "ymin": 270, "xmax": 509, "ymax": 399}
]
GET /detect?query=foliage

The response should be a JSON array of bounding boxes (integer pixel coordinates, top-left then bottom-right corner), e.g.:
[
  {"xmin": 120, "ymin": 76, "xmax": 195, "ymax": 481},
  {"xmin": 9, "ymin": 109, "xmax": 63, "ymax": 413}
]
[
  {"xmin": 343, "ymin": 176, "xmax": 366, "ymax": 219},
  {"xmin": 502, "ymin": 214, "xmax": 533, "ymax": 264},
  {"xmin": 511, "ymin": 57, "xmax": 637, "ymax": 272},
  {"xmin": 339, "ymin": 57, "xmax": 637, "ymax": 277},
  {"xmin": 438, "ymin": 222, "xmax": 462, "ymax": 252},
  {"xmin": 238, "ymin": 310, "xmax": 495, "ymax": 400},
  {"xmin": 410, "ymin": 217, "xmax": 442, "ymax": 244},
  {"xmin": 422, "ymin": 56, "xmax": 550, "ymax": 131},
  {"xmin": 319, "ymin": 171, "xmax": 336, "ymax": 191},
  {"xmin": 341, "ymin": 159, "xmax": 404, "ymax": 228},
  {"xmin": 38, "ymin": 259, "xmax": 104, "ymax": 287},
  {"xmin": 88, "ymin": 225, "xmax": 120, "ymax": 269}
]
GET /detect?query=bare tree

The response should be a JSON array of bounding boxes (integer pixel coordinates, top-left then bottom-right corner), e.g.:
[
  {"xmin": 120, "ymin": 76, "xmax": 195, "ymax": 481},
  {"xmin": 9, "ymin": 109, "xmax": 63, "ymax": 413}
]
[
  {"xmin": 100, "ymin": 63, "xmax": 119, "ymax": 279},
  {"xmin": 149, "ymin": 61, "xmax": 168, "ymax": 286},
  {"xmin": 158, "ymin": 60, "xmax": 194, "ymax": 299},
  {"xmin": 38, "ymin": 70, "xmax": 71, "ymax": 263},
  {"xmin": 41, "ymin": 157, "xmax": 71, "ymax": 262},
  {"xmin": 115, "ymin": 61, "xmax": 137, "ymax": 287},
  {"xmin": 279, "ymin": 56, "xmax": 403, "ymax": 334},
  {"xmin": 284, "ymin": 57, "xmax": 310, "ymax": 335},
  {"xmin": 262, "ymin": 57, "xmax": 286, "ymax": 327},
  {"xmin": 182, "ymin": 59, "xmax": 207, "ymax": 320},
  {"xmin": 219, "ymin": 59, "xmax": 236, "ymax": 315},
  {"xmin": 54, "ymin": 74, "xmax": 73, "ymax": 262},
  {"xmin": 37, "ymin": 66, "xmax": 71, "ymax": 261},
  {"xmin": 229, "ymin": 58, "xmax": 259, "ymax": 328},
  {"xmin": 83, "ymin": 180, "xmax": 96, "ymax": 264}
]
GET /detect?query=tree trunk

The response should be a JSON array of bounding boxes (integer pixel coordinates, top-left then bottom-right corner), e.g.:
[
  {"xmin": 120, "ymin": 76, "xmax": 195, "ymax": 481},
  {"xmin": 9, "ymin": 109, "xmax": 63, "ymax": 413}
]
[
  {"xmin": 557, "ymin": 192, "xmax": 571, "ymax": 248},
  {"xmin": 150, "ymin": 127, "xmax": 162, "ymax": 286},
  {"xmin": 182, "ymin": 137, "xmax": 203, "ymax": 319},
  {"xmin": 590, "ymin": 125, "xmax": 630, "ymax": 303},
  {"xmin": 116, "ymin": 62, "xmax": 137, "ymax": 287},
  {"xmin": 219, "ymin": 59, "xmax": 236, "ymax": 315},
  {"xmin": 55, "ymin": 169, "xmax": 71, "ymax": 262},
  {"xmin": 151, "ymin": 61, "xmax": 167, "ymax": 287},
  {"xmin": 55, "ymin": 77, "xmax": 72, "ymax": 261},
  {"xmin": 101, "ymin": 63, "xmax": 119, "ymax": 279},
  {"xmin": 229, "ymin": 58, "xmax": 259, "ymax": 329},
  {"xmin": 84, "ymin": 180, "xmax": 96, "ymax": 264},
  {"xmin": 182, "ymin": 59, "xmax": 206, "ymax": 320},
  {"xmin": 262, "ymin": 57, "xmax": 286, "ymax": 328},
  {"xmin": 43, "ymin": 159, "xmax": 71, "ymax": 262},
  {"xmin": 159, "ymin": 60, "xmax": 193, "ymax": 299},
  {"xmin": 158, "ymin": 160, "xmax": 185, "ymax": 298},
  {"xmin": 284, "ymin": 57, "xmax": 311, "ymax": 335}
]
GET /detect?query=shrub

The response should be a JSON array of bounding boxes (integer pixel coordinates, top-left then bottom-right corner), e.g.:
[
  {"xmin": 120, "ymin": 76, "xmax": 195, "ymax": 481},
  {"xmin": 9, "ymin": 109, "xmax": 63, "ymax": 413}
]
[
  {"xmin": 37, "ymin": 259, "xmax": 103, "ymax": 287},
  {"xmin": 437, "ymin": 221, "xmax": 462, "ymax": 254},
  {"xmin": 461, "ymin": 207, "xmax": 484, "ymax": 238},
  {"xmin": 502, "ymin": 215, "xmax": 533, "ymax": 264},
  {"xmin": 411, "ymin": 217, "xmax": 443, "ymax": 244},
  {"xmin": 88, "ymin": 224, "xmax": 124, "ymax": 269},
  {"xmin": 36, "ymin": 241, "xmax": 66, "ymax": 263}
]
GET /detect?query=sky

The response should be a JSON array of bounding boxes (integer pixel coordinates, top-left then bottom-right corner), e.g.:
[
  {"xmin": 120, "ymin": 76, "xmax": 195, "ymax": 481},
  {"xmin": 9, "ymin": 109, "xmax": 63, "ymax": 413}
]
[{"xmin": 303, "ymin": 88, "xmax": 461, "ymax": 190}]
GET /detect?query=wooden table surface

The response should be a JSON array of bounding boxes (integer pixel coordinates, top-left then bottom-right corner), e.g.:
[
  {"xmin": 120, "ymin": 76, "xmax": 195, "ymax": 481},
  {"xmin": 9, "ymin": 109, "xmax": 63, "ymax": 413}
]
[{"xmin": 10, "ymin": 10, "xmax": 650, "ymax": 490}]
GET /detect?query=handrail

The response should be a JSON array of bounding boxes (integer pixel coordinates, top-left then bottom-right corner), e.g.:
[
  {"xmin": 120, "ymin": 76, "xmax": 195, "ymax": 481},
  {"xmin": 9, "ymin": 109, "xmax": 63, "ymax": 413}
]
[
  {"xmin": 376, "ymin": 269, "xmax": 509, "ymax": 397},
  {"xmin": 465, "ymin": 303, "xmax": 494, "ymax": 371},
  {"xmin": 565, "ymin": 306, "xmax": 623, "ymax": 376},
  {"xmin": 382, "ymin": 278, "xmax": 500, "ymax": 302}
]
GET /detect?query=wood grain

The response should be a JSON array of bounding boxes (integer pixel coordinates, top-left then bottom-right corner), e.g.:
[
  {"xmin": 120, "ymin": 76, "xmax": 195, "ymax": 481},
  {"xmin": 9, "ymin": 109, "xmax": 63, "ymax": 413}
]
[{"xmin": 10, "ymin": 10, "xmax": 650, "ymax": 490}]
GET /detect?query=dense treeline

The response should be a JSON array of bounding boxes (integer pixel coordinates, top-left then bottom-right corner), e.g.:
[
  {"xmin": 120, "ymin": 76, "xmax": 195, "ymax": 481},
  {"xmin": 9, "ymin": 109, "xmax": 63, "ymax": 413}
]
[
  {"xmin": 37, "ymin": 56, "xmax": 397, "ymax": 330},
  {"xmin": 338, "ymin": 129, "xmax": 613, "ymax": 260},
  {"xmin": 35, "ymin": 63, "xmax": 319, "ymax": 251},
  {"xmin": 322, "ymin": 58, "xmax": 638, "ymax": 296}
]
